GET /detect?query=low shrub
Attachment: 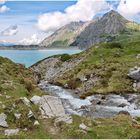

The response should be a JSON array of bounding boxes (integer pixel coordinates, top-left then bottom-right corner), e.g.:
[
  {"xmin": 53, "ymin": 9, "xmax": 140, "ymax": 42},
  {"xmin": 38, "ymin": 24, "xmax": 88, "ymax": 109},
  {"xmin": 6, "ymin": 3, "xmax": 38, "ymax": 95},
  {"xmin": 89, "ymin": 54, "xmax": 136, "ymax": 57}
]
[{"xmin": 60, "ymin": 54, "xmax": 72, "ymax": 62}]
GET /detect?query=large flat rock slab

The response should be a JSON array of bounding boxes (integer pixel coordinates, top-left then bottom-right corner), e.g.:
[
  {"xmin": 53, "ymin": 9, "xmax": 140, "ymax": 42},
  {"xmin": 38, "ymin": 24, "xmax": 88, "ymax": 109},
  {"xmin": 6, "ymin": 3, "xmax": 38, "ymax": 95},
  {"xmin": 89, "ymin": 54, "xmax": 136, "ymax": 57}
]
[{"xmin": 39, "ymin": 95, "xmax": 66, "ymax": 118}]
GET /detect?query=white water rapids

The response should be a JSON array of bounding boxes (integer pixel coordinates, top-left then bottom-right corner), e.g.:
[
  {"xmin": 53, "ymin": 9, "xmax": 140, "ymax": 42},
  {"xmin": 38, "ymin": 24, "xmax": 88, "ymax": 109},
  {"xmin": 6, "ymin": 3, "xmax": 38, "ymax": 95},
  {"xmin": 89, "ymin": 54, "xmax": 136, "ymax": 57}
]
[{"xmin": 39, "ymin": 80, "xmax": 140, "ymax": 118}]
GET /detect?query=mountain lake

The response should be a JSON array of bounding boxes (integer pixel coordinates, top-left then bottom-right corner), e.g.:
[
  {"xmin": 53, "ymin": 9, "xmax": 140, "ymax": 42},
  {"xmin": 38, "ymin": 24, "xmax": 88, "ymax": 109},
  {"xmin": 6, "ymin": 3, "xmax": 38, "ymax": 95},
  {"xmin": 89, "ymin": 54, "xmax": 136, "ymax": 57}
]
[{"xmin": 0, "ymin": 49, "xmax": 81, "ymax": 67}]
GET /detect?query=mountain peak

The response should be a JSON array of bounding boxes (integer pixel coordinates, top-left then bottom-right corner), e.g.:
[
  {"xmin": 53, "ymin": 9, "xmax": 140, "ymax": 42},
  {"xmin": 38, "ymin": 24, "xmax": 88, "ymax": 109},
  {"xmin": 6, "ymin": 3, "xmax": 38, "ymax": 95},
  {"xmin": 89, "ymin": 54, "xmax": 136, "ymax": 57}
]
[
  {"xmin": 107, "ymin": 10, "xmax": 120, "ymax": 15},
  {"xmin": 71, "ymin": 10, "xmax": 129, "ymax": 49},
  {"xmin": 103, "ymin": 10, "xmax": 126, "ymax": 20}
]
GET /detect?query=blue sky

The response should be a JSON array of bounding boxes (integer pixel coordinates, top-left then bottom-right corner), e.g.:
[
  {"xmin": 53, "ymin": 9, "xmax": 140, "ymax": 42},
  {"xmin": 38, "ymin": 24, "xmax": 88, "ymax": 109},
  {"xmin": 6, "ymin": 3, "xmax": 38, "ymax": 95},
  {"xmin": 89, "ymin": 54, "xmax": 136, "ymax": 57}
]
[
  {"xmin": 0, "ymin": 0, "xmax": 140, "ymax": 45},
  {"xmin": 0, "ymin": 1, "xmax": 77, "ymax": 44}
]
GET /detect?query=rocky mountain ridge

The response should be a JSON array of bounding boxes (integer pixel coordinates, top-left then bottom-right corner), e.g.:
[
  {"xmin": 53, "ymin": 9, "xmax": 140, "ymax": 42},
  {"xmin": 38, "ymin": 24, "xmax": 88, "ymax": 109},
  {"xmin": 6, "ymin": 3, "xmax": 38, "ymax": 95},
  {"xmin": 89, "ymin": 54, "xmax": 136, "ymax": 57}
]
[{"xmin": 40, "ymin": 10, "xmax": 140, "ymax": 49}]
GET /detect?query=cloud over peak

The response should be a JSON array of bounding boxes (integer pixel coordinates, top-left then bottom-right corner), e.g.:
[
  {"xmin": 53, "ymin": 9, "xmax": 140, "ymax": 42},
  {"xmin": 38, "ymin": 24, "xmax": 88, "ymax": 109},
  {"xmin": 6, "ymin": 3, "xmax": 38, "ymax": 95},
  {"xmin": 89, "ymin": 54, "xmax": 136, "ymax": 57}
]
[
  {"xmin": 37, "ymin": 0, "xmax": 110, "ymax": 32},
  {"xmin": 117, "ymin": 0, "xmax": 140, "ymax": 19}
]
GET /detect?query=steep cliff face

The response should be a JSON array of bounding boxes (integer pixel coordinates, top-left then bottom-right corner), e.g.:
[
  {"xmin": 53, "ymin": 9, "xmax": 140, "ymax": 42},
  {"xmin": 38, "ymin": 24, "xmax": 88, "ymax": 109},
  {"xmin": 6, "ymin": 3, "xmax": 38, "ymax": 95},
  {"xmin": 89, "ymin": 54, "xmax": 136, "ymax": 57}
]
[
  {"xmin": 71, "ymin": 10, "xmax": 129, "ymax": 49},
  {"xmin": 40, "ymin": 21, "xmax": 91, "ymax": 48}
]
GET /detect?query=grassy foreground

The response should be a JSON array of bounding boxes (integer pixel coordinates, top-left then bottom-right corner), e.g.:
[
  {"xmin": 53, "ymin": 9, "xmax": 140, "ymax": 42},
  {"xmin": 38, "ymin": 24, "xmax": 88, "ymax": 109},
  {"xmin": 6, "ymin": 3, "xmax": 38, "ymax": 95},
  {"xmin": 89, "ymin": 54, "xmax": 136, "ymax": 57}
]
[{"xmin": 1, "ymin": 114, "xmax": 140, "ymax": 139}]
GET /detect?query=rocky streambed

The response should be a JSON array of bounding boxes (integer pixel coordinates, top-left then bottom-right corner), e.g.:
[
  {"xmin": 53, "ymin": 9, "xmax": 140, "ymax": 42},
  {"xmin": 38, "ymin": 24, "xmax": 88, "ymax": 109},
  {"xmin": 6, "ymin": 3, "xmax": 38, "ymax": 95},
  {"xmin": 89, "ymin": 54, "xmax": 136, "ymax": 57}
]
[{"xmin": 39, "ymin": 80, "xmax": 140, "ymax": 118}]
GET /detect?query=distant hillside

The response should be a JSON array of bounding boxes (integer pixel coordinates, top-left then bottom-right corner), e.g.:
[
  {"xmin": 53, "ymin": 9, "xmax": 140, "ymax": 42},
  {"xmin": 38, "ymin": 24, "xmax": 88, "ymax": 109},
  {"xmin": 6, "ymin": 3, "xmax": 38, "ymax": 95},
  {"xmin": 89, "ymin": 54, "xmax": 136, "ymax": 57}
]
[{"xmin": 40, "ymin": 21, "xmax": 92, "ymax": 48}]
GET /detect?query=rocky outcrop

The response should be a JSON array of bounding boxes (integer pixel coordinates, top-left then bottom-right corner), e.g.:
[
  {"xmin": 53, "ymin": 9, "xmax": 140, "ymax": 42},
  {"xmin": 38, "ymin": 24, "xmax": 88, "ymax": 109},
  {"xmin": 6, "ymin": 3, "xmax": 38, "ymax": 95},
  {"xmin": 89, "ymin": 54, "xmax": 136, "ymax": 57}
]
[{"xmin": 31, "ymin": 54, "xmax": 86, "ymax": 81}]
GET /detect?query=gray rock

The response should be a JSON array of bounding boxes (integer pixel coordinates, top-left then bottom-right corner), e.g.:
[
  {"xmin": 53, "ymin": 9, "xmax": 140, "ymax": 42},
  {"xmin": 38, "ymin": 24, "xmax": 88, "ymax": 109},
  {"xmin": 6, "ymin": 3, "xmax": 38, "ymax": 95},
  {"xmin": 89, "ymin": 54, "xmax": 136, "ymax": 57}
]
[
  {"xmin": 118, "ymin": 103, "xmax": 127, "ymax": 108},
  {"xmin": 136, "ymin": 82, "xmax": 140, "ymax": 89},
  {"xmin": 0, "ymin": 113, "xmax": 8, "ymax": 128},
  {"xmin": 14, "ymin": 113, "xmax": 21, "ymax": 119},
  {"xmin": 79, "ymin": 123, "xmax": 90, "ymax": 131},
  {"xmin": 79, "ymin": 76, "xmax": 88, "ymax": 82},
  {"xmin": 39, "ymin": 95, "xmax": 65, "ymax": 118},
  {"xmin": 20, "ymin": 97, "xmax": 30, "ymax": 106},
  {"xmin": 28, "ymin": 110, "xmax": 34, "ymax": 118},
  {"xmin": 133, "ymin": 82, "xmax": 137, "ymax": 89},
  {"xmin": 136, "ymin": 54, "xmax": 140, "ymax": 59},
  {"xmin": 30, "ymin": 96, "xmax": 41, "ymax": 105},
  {"xmin": 55, "ymin": 115, "xmax": 73, "ymax": 124},
  {"xmin": 128, "ymin": 67, "xmax": 140, "ymax": 81},
  {"xmin": 4, "ymin": 129, "xmax": 19, "ymax": 136}
]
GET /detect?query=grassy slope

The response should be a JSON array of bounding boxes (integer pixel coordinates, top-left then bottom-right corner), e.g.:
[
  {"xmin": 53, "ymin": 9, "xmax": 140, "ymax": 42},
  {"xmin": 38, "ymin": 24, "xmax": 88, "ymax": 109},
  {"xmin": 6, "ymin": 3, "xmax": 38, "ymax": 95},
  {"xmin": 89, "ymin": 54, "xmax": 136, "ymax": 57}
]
[
  {"xmin": 53, "ymin": 31, "xmax": 140, "ymax": 97},
  {"xmin": 0, "ymin": 57, "xmax": 43, "ymax": 98},
  {"xmin": 0, "ymin": 57, "xmax": 44, "ymax": 138}
]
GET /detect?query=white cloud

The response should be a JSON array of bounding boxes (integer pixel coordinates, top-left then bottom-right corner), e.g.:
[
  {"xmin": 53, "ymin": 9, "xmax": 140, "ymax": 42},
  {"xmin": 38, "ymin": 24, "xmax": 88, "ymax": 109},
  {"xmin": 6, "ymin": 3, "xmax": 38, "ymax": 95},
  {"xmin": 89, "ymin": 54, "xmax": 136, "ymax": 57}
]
[
  {"xmin": 37, "ymin": 0, "xmax": 110, "ymax": 32},
  {"xmin": 0, "ymin": 5, "xmax": 10, "ymax": 13},
  {"xmin": 117, "ymin": 0, "xmax": 140, "ymax": 18},
  {"xmin": 0, "ymin": 25, "xmax": 18, "ymax": 36},
  {"xmin": 0, "ymin": 0, "xmax": 10, "ymax": 13},
  {"xmin": 19, "ymin": 34, "xmax": 41, "ymax": 45}
]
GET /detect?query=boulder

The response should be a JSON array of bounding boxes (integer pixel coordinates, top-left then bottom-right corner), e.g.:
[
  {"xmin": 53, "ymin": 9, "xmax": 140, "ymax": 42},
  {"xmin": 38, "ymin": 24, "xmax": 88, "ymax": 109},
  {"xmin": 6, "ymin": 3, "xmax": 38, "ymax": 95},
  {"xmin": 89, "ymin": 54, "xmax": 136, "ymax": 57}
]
[
  {"xmin": 4, "ymin": 129, "xmax": 19, "ymax": 136},
  {"xmin": 30, "ymin": 96, "xmax": 41, "ymax": 105},
  {"xmin": 39, "ymin": 95, "xmax": 65, "ymax": 118},
  {"xmin": 0, "ymin": 113, "xmax": 8, "ymax": 128},
  {"xmin": 128, "ymin": 67, "xmax": 140, "ymax": 81}
]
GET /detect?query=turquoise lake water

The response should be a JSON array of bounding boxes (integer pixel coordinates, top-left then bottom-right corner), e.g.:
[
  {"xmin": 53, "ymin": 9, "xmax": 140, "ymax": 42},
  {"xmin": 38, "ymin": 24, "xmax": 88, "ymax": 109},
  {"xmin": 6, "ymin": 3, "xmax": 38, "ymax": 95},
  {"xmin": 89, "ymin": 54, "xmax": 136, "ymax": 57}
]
[{"xmin": 0, "ymin": 49, "xmax": 81, "ymax": 67}]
